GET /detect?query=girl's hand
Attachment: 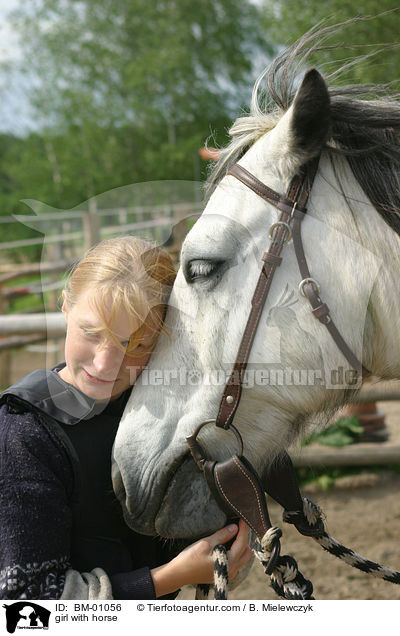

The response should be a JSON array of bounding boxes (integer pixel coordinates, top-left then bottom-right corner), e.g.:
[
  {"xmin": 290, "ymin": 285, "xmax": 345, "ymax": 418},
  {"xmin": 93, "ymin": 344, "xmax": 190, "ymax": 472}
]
[{"xmin": 151, "ymin": 519, "xmax": 253, "ymax": 597}]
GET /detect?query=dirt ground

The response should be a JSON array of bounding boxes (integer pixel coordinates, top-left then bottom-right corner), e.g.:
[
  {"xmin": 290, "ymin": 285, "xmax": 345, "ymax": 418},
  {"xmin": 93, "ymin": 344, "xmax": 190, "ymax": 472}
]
[{"xmin": 9, "ymin": 350, "xmax": 400, "ymax": 601}]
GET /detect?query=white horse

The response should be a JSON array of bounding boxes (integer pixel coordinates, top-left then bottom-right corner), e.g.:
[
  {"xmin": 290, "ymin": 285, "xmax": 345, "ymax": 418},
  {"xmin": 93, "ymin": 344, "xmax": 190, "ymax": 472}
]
[{"xmin": 112, "ymin": 28, "xmax": 400, "ymax": 540}]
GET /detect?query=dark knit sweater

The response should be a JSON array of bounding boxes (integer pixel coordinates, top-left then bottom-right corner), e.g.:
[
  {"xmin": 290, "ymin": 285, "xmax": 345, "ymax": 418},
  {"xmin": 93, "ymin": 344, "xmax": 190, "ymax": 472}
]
[{"xmin": 0, "ymin": 367, "xmax": 180, "ymax": 600}]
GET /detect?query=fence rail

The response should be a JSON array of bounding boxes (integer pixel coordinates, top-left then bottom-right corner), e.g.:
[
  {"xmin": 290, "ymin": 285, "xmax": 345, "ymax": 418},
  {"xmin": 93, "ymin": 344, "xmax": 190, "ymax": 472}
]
[
  {"xmin": 0, "ymin": 201, "xmax": 201, "ymax": 256},
  {"xmin": 1, "ymin": 201, "xmax": 203, "ymax": 225},
  {"xmin": 291, "ymin": 441, "xmax": 400, "ymax": 467},
  {"xmin": 0, "ymin": 312, "xmax": 65, "ymax": 337},
  {"xmin": 0, "ymin": 260, "xmax": 75, "ymax": 281},
  {"xmin": 0, "ymin": 215, "xmax": 189, "ymax": 250}
]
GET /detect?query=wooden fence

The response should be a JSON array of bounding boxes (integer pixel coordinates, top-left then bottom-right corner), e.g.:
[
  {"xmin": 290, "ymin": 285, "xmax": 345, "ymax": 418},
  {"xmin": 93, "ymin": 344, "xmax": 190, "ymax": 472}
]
[{"xmin": 0, "ymin": 201, "xmax": 202, "ymax": 254}]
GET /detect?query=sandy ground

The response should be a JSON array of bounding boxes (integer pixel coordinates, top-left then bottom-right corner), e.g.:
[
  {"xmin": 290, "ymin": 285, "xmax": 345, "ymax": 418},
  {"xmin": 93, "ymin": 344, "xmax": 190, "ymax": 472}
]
[{"xmin": 9, "ymin": 350, "xmax": 400, "ymax": 601}]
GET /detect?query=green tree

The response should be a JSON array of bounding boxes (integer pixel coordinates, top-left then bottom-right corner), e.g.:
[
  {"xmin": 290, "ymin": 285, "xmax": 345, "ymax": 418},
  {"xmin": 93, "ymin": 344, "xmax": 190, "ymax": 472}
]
[
  {"xmin": 11, "ymin": 0, "xmax": 269, "ymax": 207},
  {"xmin": 260, "ymin": 4, "xmax": 400, "ymax": 85},
  {"xmin": 0, "ymin": 133, "xmax": 54, "ymax": 260}
]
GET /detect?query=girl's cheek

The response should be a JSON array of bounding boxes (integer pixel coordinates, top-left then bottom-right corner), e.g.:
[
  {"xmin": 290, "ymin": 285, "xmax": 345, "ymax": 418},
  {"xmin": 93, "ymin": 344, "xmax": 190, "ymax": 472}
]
[{"xmin": 72, "ymin": 335, "xmax": 97, "ymax": 359}]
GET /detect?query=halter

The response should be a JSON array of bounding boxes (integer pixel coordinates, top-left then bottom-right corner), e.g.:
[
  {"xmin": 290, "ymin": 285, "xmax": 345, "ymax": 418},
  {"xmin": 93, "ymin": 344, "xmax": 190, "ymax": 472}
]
[{"xmin": 185, "ymin": 158, "xmax": 397, "ymax": 600}]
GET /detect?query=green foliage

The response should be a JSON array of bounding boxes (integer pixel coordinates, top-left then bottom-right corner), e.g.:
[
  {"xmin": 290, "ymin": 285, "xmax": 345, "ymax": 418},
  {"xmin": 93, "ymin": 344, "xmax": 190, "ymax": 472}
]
[
  {"xmin": 260, "ymin": 3, "xmax": 400, "ymax": 86},
  {"xmin": 299, "ymin": 415, "xmax": 363, "ymax": 491},
  {"xmin": 0, "ymin": 1, "xmax": 273, "ymax": 260},
  {"xmin": 296, "ymin": 465, "xmax": 355, "ymax": 491},
  {"xmin": 302, "ymin": 416, "xmax": 363, "ymax": 447},
  {"xmin": 296, "ymin": 464, "xmax": 400, "ymax": 491}
]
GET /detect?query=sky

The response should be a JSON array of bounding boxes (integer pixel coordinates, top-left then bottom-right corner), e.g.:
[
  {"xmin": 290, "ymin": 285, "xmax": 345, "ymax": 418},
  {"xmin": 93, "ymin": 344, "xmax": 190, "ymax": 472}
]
[
  {"xmin": 0, "ymin": 0, "xmax": 36, "ymax": 134},
  {"xmin": 0, "ymin": 0, "xmax": 20, "ymax": 63}
]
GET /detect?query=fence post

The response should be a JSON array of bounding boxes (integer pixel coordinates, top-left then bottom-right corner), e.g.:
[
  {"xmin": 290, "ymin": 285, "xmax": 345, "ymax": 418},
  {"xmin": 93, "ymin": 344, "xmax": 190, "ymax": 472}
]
[
  {"xmin": 83, "ymin": 199, "xmax": 100, "ymax": 251},
  {"xmin": 172, "ymin": 204, "xmax": 191, "ymax": 252}
]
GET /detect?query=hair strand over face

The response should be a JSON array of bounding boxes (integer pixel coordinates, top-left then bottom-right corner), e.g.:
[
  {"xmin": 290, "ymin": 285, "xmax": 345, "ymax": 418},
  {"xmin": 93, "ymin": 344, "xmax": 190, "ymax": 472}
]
[{"xmin": 63, "ymin": 236, "xmax": 176, "ymax": 354}]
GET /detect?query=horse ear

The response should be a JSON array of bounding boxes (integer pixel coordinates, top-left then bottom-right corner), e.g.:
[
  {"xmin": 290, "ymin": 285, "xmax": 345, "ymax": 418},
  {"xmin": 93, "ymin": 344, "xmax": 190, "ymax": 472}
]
[{"xmin": 290, "ymin": 68, "xmax": 330, "ymax": 160}]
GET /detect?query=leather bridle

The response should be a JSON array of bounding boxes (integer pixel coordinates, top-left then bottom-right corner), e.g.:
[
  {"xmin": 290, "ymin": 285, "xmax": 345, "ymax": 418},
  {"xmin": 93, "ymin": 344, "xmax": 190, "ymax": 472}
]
[
  {"xmin": 186, "ymin": 157, "xmax": 370, "ymax": 559},
  {"xmin": 217, "ymin": 157, "xmax": 370, "ymax": 429}
]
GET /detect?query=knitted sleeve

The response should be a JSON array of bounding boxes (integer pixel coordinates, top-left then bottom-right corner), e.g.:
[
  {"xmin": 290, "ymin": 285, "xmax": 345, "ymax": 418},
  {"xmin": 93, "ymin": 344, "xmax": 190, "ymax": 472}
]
[{"xmin": 0, "ymin": 404, "xmax": 157, "ymax": 600}]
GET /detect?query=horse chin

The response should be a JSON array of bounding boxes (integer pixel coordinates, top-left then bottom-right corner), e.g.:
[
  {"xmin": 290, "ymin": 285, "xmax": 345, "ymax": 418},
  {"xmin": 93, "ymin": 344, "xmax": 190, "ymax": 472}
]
[
  {"xmin": 154, "ymin": 457, "xmax": 227, "ymax": 538},
  {"xmin": 118, "ymin": 455, "xmax": 227, "ymax": 539}
]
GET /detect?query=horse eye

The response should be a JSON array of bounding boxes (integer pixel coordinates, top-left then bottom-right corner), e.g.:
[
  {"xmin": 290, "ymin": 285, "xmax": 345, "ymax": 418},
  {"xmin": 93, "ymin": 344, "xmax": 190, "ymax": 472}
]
[{"xmin": 184, "ymin": 259, "xmax": 224, "ymax": 284}]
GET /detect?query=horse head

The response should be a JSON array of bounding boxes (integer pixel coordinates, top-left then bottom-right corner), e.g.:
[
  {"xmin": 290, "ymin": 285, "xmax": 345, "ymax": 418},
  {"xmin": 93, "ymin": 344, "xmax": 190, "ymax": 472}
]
[{"xmin": 112, "ymin": 34, "xmax": 400, "ymax": 540}]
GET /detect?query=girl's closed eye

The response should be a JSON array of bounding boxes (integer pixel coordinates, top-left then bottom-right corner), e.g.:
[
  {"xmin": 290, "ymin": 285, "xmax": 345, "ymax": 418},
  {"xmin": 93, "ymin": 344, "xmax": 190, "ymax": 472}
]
[
  {"xmin": 129, "ymin": 342, "xmax": 145, "ymax": 353},
  {"xmin": 126, "ymin": 338, "xmax": 156, "ymax": 356},
  {"xmin": 82, "ymin": 327, "xmax": 100, "ymax": 339}
]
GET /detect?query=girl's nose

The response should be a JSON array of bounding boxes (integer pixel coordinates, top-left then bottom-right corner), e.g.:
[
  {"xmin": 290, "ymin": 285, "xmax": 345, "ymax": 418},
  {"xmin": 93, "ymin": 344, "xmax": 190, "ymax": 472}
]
[{"xmin": 92, "ymin": 344, "xmax": 124, "ymax": 378}]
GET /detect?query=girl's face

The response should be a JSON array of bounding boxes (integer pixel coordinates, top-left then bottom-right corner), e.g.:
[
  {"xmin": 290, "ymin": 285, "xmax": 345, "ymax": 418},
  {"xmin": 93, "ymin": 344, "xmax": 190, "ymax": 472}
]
[{"xmin": 59, "ymin": 291, "xmax": 160, "ymax": 401}]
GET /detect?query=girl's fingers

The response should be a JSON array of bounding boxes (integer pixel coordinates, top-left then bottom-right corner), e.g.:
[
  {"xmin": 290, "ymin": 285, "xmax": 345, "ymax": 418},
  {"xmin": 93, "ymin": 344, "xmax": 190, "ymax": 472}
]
[
  {"xmin": 205, "ymin": 523, "xmax": 238, "ymax": 549},
  {"xmin": 228, "ymin": 520, "xmax": 249, "ymax": 557}
]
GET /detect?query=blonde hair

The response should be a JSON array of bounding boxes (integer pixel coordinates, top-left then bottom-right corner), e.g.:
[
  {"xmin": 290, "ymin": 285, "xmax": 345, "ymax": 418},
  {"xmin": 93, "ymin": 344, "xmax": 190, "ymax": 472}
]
[{"xmin": 63, "ymin": 236, "xmax": 176, "ymax": 355}]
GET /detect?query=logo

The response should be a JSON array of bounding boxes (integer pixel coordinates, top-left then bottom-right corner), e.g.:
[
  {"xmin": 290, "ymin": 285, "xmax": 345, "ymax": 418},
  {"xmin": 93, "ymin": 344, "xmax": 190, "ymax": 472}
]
[{"xmin": 2, "ymin": 603, "xmax": 51, "ymax": 633}]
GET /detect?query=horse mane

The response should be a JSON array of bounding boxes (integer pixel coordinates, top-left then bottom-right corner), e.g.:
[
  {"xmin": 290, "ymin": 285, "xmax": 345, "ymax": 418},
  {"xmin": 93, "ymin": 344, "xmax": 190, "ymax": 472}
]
[{"xmin": 206, "ymin": 19, "xmax": 400, "ymax": 235}]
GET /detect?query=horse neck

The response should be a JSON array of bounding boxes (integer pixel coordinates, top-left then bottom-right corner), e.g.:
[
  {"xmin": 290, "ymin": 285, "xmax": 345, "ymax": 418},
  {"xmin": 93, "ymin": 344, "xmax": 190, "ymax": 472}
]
[{"xmin": 313, "ymin": 152, "xmax": 400, "ymax": 380}]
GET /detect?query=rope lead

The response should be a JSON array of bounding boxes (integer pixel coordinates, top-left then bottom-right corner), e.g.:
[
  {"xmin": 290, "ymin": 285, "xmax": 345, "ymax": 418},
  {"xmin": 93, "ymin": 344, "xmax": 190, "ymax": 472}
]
[
  {"xmin": 284, "ymin": 497, "xmax": 400, "ymax": 585},
  {"xmin": 195, "ymin": 526, "xmax": 314, "ymax": 601},
  {"xmin": 194, "ymin": 545, "xmax": 229, "ymax": 600}
]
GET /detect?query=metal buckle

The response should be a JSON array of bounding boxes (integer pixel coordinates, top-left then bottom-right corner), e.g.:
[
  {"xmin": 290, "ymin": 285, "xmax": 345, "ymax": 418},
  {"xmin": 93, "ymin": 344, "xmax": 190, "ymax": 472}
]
[
  {"xmin": 298, "ymin": 277, "xmax": 321, "ymax": 297},
  {"xmin": 186, "ymin": 420, "xmax": 244, "ymax": 471},
  {"xmin": 269, "ymin": 222, "xmax": 292, "ymax": 244}
]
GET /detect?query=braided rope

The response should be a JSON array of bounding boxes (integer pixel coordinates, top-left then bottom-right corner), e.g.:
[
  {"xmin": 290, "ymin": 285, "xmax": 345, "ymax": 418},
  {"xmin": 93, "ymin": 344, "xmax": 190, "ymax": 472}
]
[
  {"xmin": 212, "ymin": 545, "xmax": 229, "ymax": 599},
  {"xmin": 285, "ymin": 497, "xmax": 400, "ymax": 585},
  {"xmin": 195, "ymin": 528, "xmax": 314, "ymax": 600},
  {"xmin": 269, "ymin": 556, "xmax": 314, "ymax": 599},
  {"xmin": 195, "ymin": 583, "xmax": 210, "ymax": 600},
  {"xmin": 252, "ymin": 527, "xmax": 314, "ymax": 600},
  {"xmin": 195, "ymin": 545, "xmax": 229, "ymax": 600},
  {"xmin": 252, "ymin": 526, "xmax": 282, "ymax": 560}
]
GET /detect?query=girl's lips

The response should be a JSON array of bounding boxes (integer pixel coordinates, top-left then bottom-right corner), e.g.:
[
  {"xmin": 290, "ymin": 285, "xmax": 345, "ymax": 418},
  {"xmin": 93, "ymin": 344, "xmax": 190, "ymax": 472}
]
[{"xmin": 83, "ymin": 369, "xmax": 116, "ymax": 384}]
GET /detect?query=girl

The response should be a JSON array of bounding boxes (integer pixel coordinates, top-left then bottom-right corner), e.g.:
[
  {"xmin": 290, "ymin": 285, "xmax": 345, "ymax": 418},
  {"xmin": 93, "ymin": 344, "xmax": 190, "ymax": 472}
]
[{"xmin": 0, "ymin": 236, "xmax": 252, "ymax": 600}]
